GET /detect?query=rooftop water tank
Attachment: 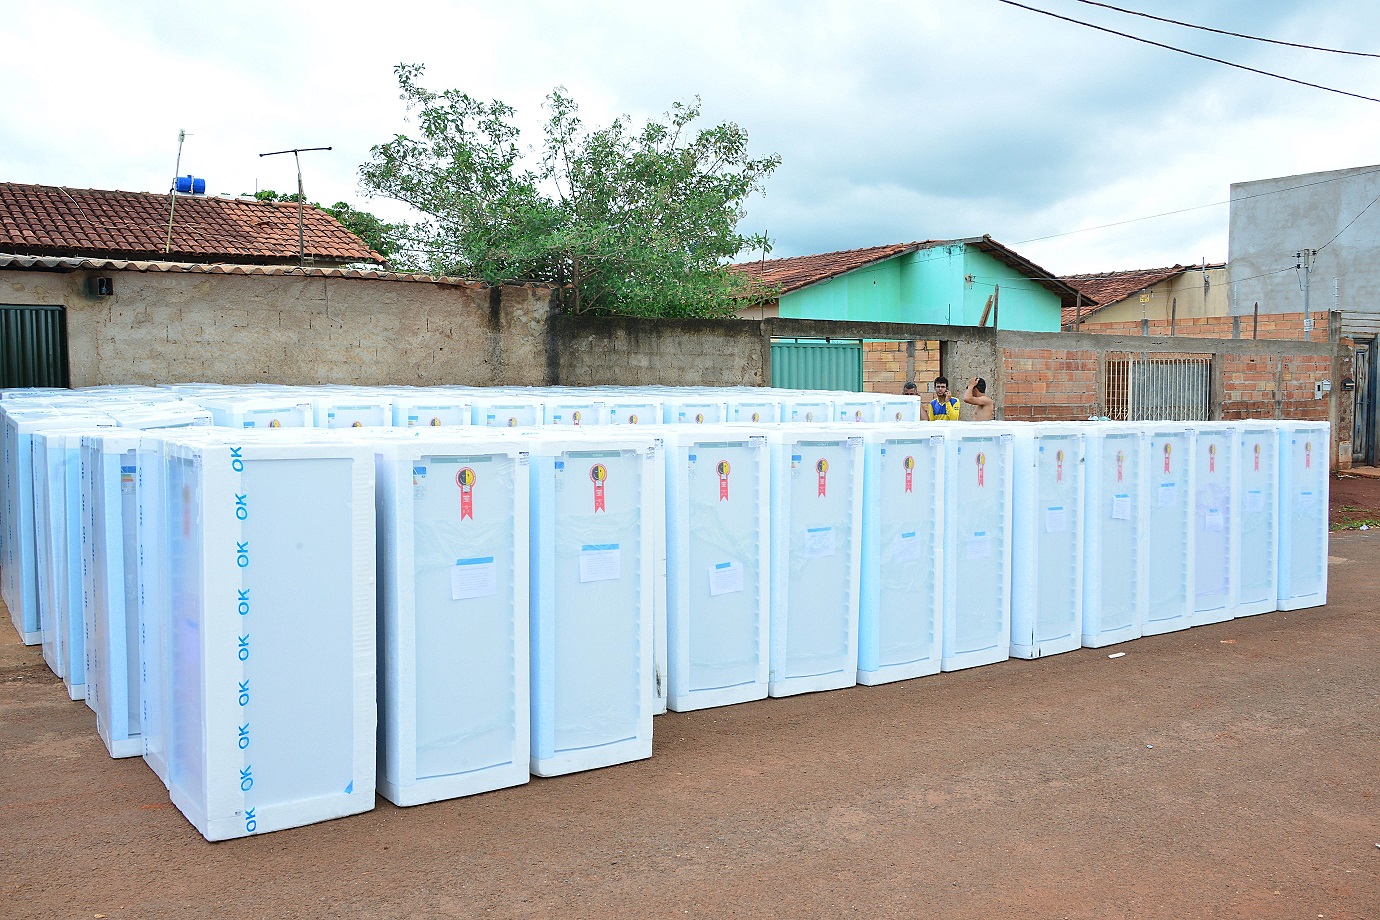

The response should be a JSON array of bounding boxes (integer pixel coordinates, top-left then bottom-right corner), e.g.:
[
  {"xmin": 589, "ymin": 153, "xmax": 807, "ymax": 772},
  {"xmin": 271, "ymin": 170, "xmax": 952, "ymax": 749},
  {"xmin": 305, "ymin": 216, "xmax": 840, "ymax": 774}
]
[{"xmin": 174, "ymin": 176, "xmax": 206, "ymax": 195}]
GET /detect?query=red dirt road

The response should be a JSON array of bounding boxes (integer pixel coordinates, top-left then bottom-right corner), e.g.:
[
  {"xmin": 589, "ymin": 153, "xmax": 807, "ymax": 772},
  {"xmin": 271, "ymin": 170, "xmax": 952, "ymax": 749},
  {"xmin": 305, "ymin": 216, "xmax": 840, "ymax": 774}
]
[{"xmin": 2, "ymin": 534, "xmax": 1378, "ymax": 919}]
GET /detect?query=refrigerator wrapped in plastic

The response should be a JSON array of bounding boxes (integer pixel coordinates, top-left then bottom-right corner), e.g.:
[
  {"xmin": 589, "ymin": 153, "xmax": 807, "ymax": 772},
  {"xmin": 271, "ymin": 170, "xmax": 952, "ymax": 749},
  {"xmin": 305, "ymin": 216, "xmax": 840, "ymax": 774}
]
[
  {"xmin": 193, "ymin": 396, "xmax": 314, "ymax": 429},
  {"xmin": 311, "ymin": 394, "xmax": 393, "ymax": 429},
  {"xmin": 1081, "ymin": 424, "xmax": 1147, "ymax": 647},
  {"xmin": 662, "ymin": 395, "xmax": 728, "ymax": 425},
  {"xmin": 471, "ymin": 395, "xmax": 544, "ymax": 428},
  {"xmin": 1189, "ymin": 422, "xmax": 1237, "ymax": 626},
  {"xmin": 154, "ymin": 432, "xmax": 377, "ymax": 840},
  {"xmin": 858, "ymin": 428, "xmax": 945, "ymax": 685},
  {"xmin": 941, "ymin": 425, "xmax": 1014, "ymax": 671},
  {"xmin": 375, "ymin": 434, "xmax": 530, "ymax": 805},
  {"xmin": 1141, "ymin": 423, "xmax": 1194, "ymax": 635},
  {"xmin": 663, "ymin": 428, "xmax": 770, "ymax": 711},
  {"xmin": 724, "ymin": 394, "xmax": 781, "ymax": 424},
  {"xmin": 528, "ymin": 432, "xmax": 656, "ymax": 776},
  {"xmin": 876, "ymin": 398, "xmax": 923, "ymax": 423},
  {"xmin": 767, "ymin": 428, "xmax": 864, "ymax": 696},
  {"xmin": 1234, "ymin": 423, "xmax": 1280, "ymax": 616},
  {"xmin": 1277, "ymin": 421, "xmax": 1329, "ymax": 610},
  {"xmin": 391, "ymin": 395, "xmax": 472, "ymax": 428},
  {"xmin": 1010, "ymin": 425, "xmax": 1085, "ymax": 658}
]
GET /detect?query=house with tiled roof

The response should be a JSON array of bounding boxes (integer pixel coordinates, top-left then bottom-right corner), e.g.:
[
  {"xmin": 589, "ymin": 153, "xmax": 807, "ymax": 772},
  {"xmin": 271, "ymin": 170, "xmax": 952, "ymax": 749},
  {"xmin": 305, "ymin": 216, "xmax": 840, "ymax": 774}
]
[
  {"xmin": 0, "ymin": 183, "xmax": 383, "ymax": 267},
  {"xmin": 732, "ymin": 236, "xmax": 1081, "ymax": 332},
  {"xmin": 1060, "ymin": 262, "xmax": 1227, "ymax": 329}
]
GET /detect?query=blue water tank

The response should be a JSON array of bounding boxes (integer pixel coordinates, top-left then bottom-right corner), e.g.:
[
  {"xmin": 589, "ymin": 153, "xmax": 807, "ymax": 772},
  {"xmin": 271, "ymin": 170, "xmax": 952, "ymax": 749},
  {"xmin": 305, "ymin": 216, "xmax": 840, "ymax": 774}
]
[{"xmin": 174, "ymin": 175, "xmax": 206, "ymax": 195}]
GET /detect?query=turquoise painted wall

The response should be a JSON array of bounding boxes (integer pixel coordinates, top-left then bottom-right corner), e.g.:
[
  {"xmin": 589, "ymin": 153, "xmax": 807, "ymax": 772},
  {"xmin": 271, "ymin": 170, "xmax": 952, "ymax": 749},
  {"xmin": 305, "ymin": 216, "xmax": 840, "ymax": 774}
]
[{"xmin": 778, "ymin": 244, "xmax": 1062, "ymax": 332}]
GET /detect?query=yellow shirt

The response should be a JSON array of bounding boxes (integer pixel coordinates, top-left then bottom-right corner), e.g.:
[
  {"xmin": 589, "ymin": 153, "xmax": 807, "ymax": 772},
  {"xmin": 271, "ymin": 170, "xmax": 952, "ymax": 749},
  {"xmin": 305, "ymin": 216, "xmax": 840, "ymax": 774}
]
[{"xmin": 928, "ymin": 396, "xmax": 960, "ymax": 420}]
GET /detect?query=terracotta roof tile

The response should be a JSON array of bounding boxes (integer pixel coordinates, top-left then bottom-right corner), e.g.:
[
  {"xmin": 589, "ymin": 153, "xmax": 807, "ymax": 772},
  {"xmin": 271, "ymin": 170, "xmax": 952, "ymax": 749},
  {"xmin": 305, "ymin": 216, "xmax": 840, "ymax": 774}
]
[
  {"xmin": 731, "ymin": 243, "xmax": 924, "ymax": 294},
  {"xmin": 0, "ymin": 183, "xmax": 383, "ymax": 265}
]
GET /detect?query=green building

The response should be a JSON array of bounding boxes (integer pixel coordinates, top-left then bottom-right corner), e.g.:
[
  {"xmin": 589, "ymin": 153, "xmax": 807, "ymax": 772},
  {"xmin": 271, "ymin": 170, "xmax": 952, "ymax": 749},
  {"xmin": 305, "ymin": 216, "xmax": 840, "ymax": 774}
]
[{"xmin": 734, "ymin": 236, "xmax": 1081, "ymax": 332}]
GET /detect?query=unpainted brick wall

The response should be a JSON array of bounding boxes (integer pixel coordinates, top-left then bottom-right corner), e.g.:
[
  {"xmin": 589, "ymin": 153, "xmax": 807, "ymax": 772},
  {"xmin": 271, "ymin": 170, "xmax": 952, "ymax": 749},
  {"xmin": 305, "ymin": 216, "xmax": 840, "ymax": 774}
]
[
  {"xmin": 1071, "ymin": 311, "xmax": 1325, "ymax": 342},
  {"xmin": 862, "ymin": 340, "xmax": 940, "ymax": 393},
  {"xmin": 1001, "ymin": 347, "xmax": 1100, "ymax": 420},
  {"xmin": 1218, "ymin": 354, "xmax": 1331, "ymax": 421}
]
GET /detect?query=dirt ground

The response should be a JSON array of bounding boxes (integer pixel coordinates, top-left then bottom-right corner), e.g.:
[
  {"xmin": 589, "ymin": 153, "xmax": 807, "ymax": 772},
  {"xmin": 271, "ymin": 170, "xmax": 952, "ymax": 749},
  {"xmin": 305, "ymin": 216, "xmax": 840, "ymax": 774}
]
[
  {"xmin": 1331, "ymin": 470, "xmax": 1380, "ymax": 529},
  {"xmin": 2, "ymin": 531, "xmax": 1377, "ymax": 918}
]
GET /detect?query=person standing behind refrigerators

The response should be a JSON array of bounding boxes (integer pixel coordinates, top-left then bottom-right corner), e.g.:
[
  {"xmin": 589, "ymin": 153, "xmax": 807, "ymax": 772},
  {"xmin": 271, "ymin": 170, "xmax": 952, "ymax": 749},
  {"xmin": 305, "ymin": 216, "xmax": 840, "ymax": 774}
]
[
  {"xmin": 924, "ymin": 376, "xmax": 961, "ymax": 421},
  {"xmin": 963, "ymin": 376, "xmax": 995, "ymax": 421}
]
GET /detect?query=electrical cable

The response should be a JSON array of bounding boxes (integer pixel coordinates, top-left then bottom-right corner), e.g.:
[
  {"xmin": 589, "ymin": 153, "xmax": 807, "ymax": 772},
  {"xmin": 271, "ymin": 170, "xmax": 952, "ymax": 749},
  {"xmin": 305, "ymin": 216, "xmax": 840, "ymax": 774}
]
[
  {"xmin": 1316, "ymin": 187, "xmax": 1380, "ymax": 252},
  {"xmin": 992, "ymin": 0, "xmax": 1380, "ymax": 104},
  {"xmin": 1071, "ymin": 0, "xmax": 1380, "ymax": 58}
]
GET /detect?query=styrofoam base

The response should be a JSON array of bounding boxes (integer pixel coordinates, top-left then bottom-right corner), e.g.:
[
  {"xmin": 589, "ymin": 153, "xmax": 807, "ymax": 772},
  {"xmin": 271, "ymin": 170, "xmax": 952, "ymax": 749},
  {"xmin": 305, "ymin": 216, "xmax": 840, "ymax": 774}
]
[
  {"xmin": 769, "ymin": 669, "xmax": 856, "ymax": 698},
  {"xmin": 668, "ymin": 682, "xmax": 768, "ymax": 712},
  {"xmin": 1234, "ymin": 599, "xmax": 1276, "ymax": 617},
  {"xmin": 41, "ymin": 643, "xmax": 63, "ymax": 679},
  {"xmin": 172, "ymin": 785, "xmax": 376, "ymax": 842},
  {"xmin": 379, "ymin": 765, "xmax": 529, "ymax": 808},
  {"xmin": 64, "ymin": 681, "xmax": 86, "ymax": 702},
  {"xmin": 1010, "ymin": 634, "xmax": 1082, "ymax": 659},
  {"xmin": 531, "ymin": 738, "xmax": 652, "ymax": 778},
  {"xmin": 99, "ymin": 734, "xmax": 143, "ymax": 759},
  {"xmin": 1189, "ymin": 607, "xmax": 1234, "ymax": 628},
  {"xmin": 15, "ymin": 627, "xmax": 40, "ymax": 646},
  {"xmin": 941, "ymin": 646, "xmax": 1009, "ymax": 672},
  {"xmin": 1141, "ymin": 618, "xmax": 1192, "ymax": 636},
  {"xmin": 1277, "ymin": 594, "xmax": 1326, "ymax": 611},
  {"xmin": 856, "ymin": 659, "xmax": 942, "ymax": 686},
  {"xmin": 1081, "ymin": 626, "xmax": 1141, "ymax": 649}
]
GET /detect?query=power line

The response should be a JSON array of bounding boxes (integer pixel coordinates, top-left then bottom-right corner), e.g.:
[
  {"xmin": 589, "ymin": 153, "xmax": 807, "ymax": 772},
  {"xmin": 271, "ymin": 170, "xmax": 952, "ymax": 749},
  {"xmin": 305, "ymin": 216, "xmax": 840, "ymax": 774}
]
[
  {"xmin": 992, "ymin": 0, "xmax": 1380, "ymax": 104},
  {"xmin": 1013, "ymin": 164, "xmax": 1380, "ymax": 245},
  {"xmin": 1317, "ymin": 187, "xmax": 1380, "ymax": 252},
  {"xmin": 1071, "ymin": 0, "xmax": 1380, "ymax": 58}
]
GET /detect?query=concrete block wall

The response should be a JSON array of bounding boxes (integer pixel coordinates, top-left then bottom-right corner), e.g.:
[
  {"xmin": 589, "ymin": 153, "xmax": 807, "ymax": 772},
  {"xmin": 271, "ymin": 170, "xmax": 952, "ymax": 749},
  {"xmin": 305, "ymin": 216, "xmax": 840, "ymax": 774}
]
[{"xmin": 550, "ymin": 314, "xmax": 766, "ymax": 387}]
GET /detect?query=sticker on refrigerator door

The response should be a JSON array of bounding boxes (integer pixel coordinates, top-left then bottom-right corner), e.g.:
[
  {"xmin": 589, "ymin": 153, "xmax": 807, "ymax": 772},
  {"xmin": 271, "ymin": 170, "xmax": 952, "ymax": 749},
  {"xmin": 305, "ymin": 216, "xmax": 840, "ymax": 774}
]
[
  {"xmin": 120, "ymin": 465, "xmax": 136, "ymax": 494},
  {"xmin": 1204, "ymin": 507, "xmax": 1224, "ymax": 532},
  {"xmin": 1208, "ymin": 443, "xmax": 1217, "ymax": 474},
  {"xmin": 717, "ymin": 460, "xmax": 731, "ymax": 500},
  {"xmin": 966, "ymin": 531, "xmax": 991, "ymax": 559},
  {"xmin": 893, "ymin": 530, "xmax": 922, "ymax": 562},
  {"xmin": 1305, "ymin": 442, "xmax": 1312, "ymax": 468},
  {"xmin": 1116, "ymin": 449, "xmax": 1125, "ymax": 483},
  {"xmin": 903, "ymin": 455, "xmax": 914, "ymax": 493},
  {"xmin": 1158, "ymin": 481, "xmax": 1177, "ymax": 506},
  {"xmin": 1111, "ymin": 493, "xmax": 1131, "ymax": 520},
  {"xmin": 1298, "ymin": 490, "xmax": 1316, "ymax": 514},
  {"xmin": 1056, "ymin": 449, "xmax": 1065, "ymax": 483},
  {"xmin": 803, "ymin": 526, "xmax": 835, "ymax": 558},
  {"xmin": 1045, "ymin": 506, "xmax": 1067, "ymax": 533},
  {"xmin": 975, "ymin": 452, "xmax": 986, "ymax": 487},
  {"xmin": 816, "ymin": 458, "xmax": 829, "ymax": 496},
  {"xmin": 1161, "ymin": 442, "xmax": 1172, "ymax": 473},
  {"xmin": 579, "ymin": 544, "xmax": 621, "ymax": 583},
  {"xmin": 708, "ymin": 561, "xmax": 744, "ymax": 596},
  {"xmin": 413, "ymin": 465, "xmax": 427, "ymax": 500},
  {"xmin": 590, "ymin": 463, "xmax": 608, "ymax": 512},
  {"xmin": 1253, "ymin": 442, "xmax": 1261, "ymax": 471},
  {"xmin": 457, "ymin": 467, "xmax": 477, "ymax": 519},
  {"xmin": 1245, "ymin": 489, "xmax": 1265, "ymax": 514},
  {"xmin": 451, "ymin": 557, "xmax": 497, "ymax": 600}
]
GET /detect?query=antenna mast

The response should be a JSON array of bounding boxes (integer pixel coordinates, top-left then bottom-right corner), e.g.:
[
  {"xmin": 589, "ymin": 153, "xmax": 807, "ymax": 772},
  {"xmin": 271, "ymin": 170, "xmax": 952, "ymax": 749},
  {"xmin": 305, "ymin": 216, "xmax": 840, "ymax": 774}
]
[
  {"xmin": 164, "ymin": 129, "xmax": 186, "ymax": 255},
  {"xmin": 259, "ymin": 146, "xmax": 332, "ymax": 269}
]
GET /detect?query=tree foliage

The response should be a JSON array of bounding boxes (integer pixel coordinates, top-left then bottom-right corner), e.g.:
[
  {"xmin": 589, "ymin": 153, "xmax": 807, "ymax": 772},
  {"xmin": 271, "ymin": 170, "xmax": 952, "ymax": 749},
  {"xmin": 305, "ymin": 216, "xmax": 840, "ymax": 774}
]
[{"xmin": 359, "ymin": 63, "xmax": 780, "ymax": 316}]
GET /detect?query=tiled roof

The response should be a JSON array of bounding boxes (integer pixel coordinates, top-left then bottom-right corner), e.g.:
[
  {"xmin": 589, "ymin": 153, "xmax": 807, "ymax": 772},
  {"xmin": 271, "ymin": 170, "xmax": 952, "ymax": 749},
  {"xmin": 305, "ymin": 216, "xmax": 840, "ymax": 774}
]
[
  {"xmin": 732, "ymin": 236, "xmax": 1084, "ymax": 309},
  {"xmin": 0, "ymin": 253, "xmax": 483, "ymax": 287},
  {"xmin": 0, "ymin": 183, "xmax": 383, "ymax": 265},
  {"xmin": 731, "ymin": 243, "xmax": 922, "ymax": 294},
  {"xmin": 1059, "ymin": 264, "xmax": 1224, "ymax": 325}
]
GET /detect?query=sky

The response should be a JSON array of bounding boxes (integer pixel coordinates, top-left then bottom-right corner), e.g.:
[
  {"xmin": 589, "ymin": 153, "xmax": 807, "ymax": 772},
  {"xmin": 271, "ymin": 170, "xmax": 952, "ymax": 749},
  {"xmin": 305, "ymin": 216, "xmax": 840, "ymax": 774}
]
[{"xmin": 3, "ymin": 0, "xmax": 1378, "ymax": 275}]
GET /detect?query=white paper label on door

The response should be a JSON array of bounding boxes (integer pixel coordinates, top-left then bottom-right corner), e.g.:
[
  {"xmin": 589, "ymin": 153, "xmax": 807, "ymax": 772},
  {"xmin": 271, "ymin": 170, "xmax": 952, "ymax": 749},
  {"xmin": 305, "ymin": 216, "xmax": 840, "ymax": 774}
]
[
  {"xmin": 1245, "ymin": 490, "xmax": 1265, "ymax": 514},
  {"xmin": 1158, "ymin": 482, "xmax": 1178, "ymax": 507},
  {"xmin": 803, "ymin": 526, "xmax": 836, "ymax": 558},
  {"xmin": 1045, "ymin": 506, "xmax": 1067, "ymax": 533},
  {"xmin": 966, "ymin": 532, "xmax": 991, "ymax": 560},
  {"xmin": 893, "ymin": 531, "xmax": 922, "ymax": 563},
  {"xmin": 451, "ymin": 556, "xmax": 497, "ymax": 600},
  {"xmin": 1204, "ymin": 508, "xmax": 1224, "ymax": 532},
  {"xmin": 1111, "ymin": 493, "xmax": 1131, "ymax": 520},
  {"xmin": 708, "ymin": 561, "xmax": 744, "ymax": 596},
  {"xmin": 579, "ymin": 544, "xmax": 622, "ymax": 583}
]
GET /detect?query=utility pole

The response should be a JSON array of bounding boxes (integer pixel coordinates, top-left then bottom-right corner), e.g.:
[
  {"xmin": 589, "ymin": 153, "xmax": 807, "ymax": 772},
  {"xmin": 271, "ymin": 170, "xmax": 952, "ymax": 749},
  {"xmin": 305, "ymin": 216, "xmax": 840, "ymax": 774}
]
[
  {"xmin": 259, "ymin": 146, "xmax": 332, "ymax": 269},
  {"xmin": 1297, "ymin": 249, "xmax": 1317, "ymax": 341},
  {"xmin": 165, "ymin": 129, "xmax": 187, "ymax": 255}
]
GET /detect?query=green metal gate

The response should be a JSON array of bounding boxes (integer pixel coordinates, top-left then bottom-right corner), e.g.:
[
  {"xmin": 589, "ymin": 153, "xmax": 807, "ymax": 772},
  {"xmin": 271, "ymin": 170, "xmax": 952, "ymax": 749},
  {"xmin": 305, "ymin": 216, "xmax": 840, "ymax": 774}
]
[
  {"xmin": 770, "ymin": 339, "xmax": 863, "ymax": 391},
  {"xmin": 0, "ymin": 305, "xmax": 69, "ymax": 389}
]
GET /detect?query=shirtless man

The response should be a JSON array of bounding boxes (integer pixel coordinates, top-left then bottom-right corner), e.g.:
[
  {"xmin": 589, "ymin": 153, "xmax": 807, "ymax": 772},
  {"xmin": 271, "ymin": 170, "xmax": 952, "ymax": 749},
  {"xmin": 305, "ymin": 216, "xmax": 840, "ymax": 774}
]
[{"xmin": 963, "ymin": 376, "xmax": 995, "ymax": 421}]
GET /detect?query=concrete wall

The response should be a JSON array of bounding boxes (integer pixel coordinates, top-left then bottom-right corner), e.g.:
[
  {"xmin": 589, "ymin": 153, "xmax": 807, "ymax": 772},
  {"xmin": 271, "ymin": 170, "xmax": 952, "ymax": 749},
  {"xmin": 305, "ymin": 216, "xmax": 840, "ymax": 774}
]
[
  {"xmin": 1229, "ymin": 164, "xmax": 1380, "ymax": 317},
  {"xmin": 0, "ymin": 267, "xmax": 557, "ymax": 387},
  {"xmin": 862, "ymin": 340, "xmax": 940, "ymax": 394},
  {"xmin": 549, "ymin": 314, "xmax": 767, "ymax": 386}
]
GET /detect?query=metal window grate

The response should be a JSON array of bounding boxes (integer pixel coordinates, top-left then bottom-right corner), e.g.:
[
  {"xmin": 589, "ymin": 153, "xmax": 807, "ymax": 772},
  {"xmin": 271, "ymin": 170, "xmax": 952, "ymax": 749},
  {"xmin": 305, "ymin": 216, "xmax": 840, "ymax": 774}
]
[{"xmin": 1105, "ymin": 352, "xmax": 1212, "ymax": 421}]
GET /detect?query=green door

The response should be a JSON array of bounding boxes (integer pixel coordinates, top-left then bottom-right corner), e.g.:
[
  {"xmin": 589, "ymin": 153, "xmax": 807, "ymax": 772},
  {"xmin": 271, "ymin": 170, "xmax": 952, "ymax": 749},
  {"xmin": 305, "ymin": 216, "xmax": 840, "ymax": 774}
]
[
  {"xmin": 770, "ymin": 339, "xmax": 863, "ymax": 391},
  {"xmin": 0, "ymin": 305, "xmax": 69, "ymax": 388}
]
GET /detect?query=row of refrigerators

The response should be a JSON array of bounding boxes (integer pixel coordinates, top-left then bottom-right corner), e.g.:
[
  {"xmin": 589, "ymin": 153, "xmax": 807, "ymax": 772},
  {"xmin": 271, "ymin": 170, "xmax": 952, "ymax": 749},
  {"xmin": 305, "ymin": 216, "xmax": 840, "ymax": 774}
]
[{"xmin": 0, "ymin": 398, "xmax": 1330, "ymax": 842}]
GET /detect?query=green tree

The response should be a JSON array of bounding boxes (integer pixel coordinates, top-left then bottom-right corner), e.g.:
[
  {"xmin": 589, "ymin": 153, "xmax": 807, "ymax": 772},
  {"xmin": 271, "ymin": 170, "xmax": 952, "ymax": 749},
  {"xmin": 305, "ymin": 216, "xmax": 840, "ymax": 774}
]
[
  {"xmin": 250, "ymin": 190, "xmax": 417, "ymax": 269},
  {"xmin": 359, "ymin": 63, "xmax": 780, "ymax": 316}
]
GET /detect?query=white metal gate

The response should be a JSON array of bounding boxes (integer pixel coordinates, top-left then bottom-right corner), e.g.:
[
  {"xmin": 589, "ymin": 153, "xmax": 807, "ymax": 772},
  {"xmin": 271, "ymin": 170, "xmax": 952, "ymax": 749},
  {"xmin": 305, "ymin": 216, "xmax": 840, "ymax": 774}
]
[{"xmin": 1105, "ymin": 353, "xmax": 1212, "ymax": 421}]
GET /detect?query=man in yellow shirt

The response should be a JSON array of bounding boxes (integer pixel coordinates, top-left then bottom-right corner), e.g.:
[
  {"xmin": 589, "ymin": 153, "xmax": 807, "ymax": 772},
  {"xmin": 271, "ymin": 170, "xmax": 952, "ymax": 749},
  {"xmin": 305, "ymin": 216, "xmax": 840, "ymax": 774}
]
[{"xmin": 924, "ymin": 376, "xmax": 961, "ymax": 421}]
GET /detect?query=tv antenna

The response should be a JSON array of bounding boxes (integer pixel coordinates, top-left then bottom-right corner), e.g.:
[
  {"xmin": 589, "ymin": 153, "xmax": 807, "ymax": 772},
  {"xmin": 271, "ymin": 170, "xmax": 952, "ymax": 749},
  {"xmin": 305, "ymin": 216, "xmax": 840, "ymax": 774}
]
[
  {"xmin": 259, "ymin": 145, "xmax": 332, "ymax": 269},
  {"xmin": 165, "ymin": 129, "xmax": 189, "ymax": 255}
]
